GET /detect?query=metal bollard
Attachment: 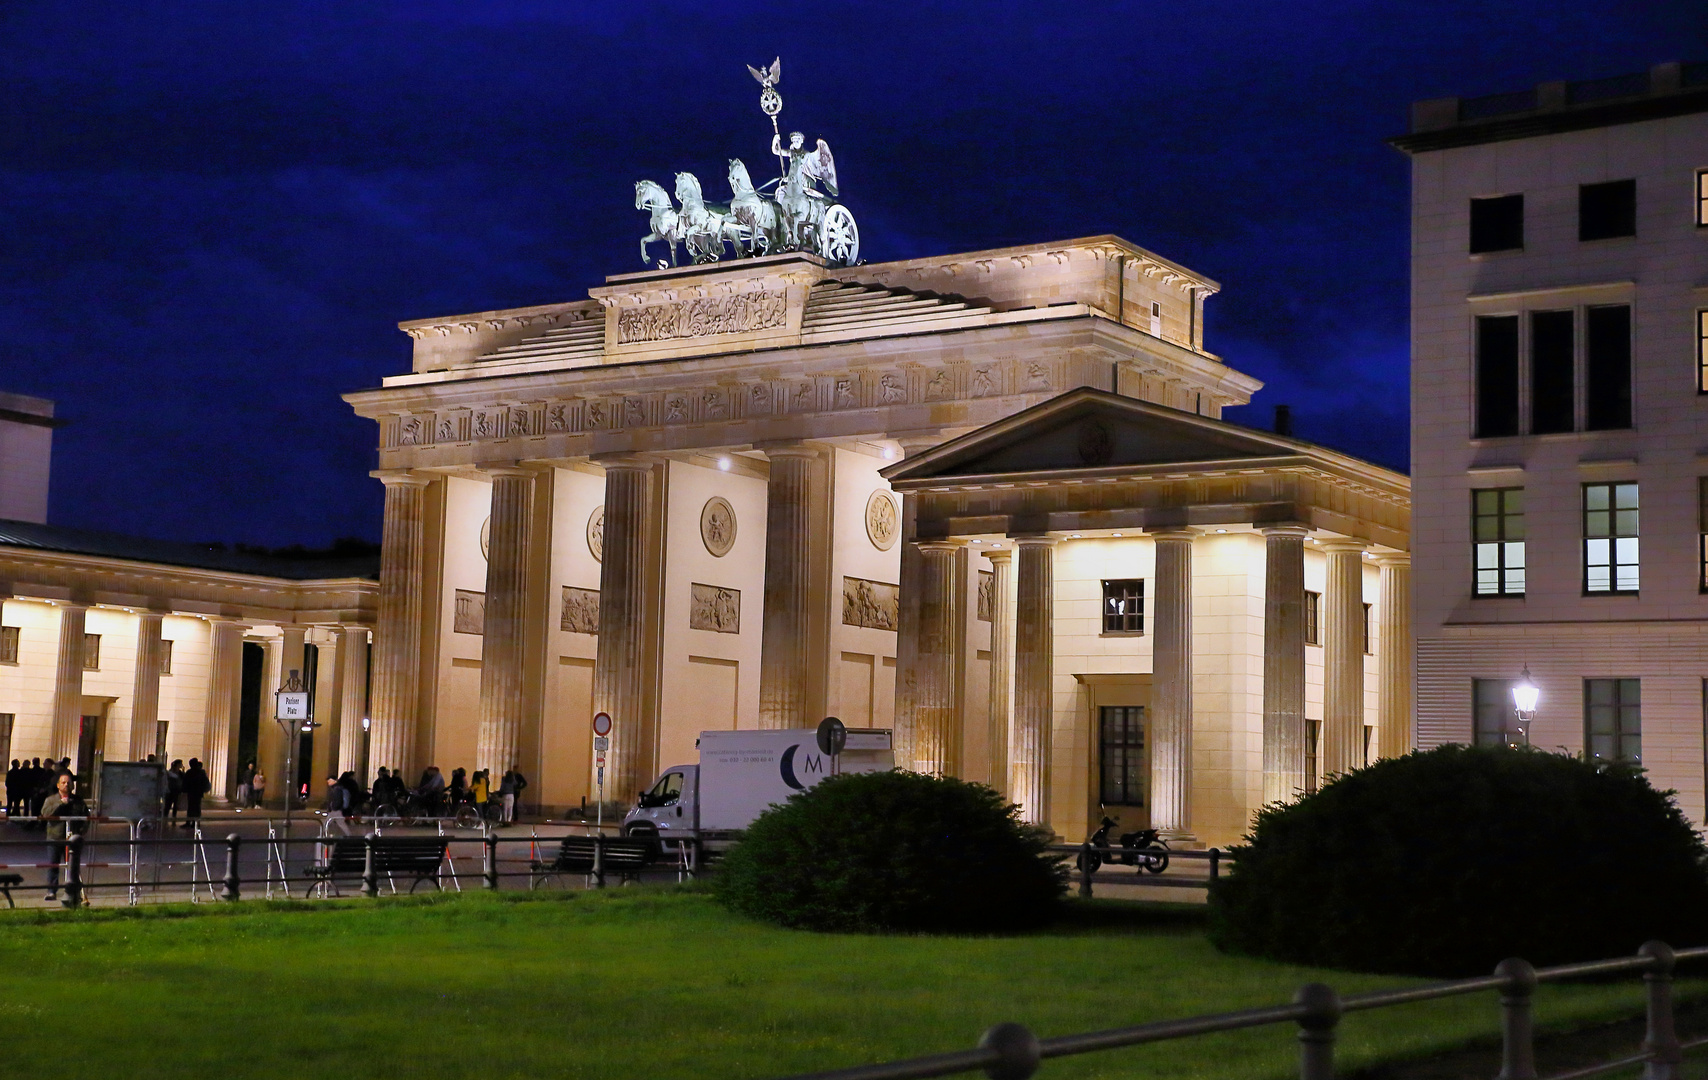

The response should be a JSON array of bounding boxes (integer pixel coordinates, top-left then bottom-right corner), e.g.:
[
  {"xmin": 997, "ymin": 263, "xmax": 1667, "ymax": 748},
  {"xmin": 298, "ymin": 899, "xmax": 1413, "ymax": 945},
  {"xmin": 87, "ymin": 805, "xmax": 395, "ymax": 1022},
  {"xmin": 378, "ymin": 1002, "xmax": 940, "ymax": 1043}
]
[
  {"xmin": 220, "ymin": 834, "xmax": 241, "ymax": 902},
  {"xmin": 483, "ymin": 834, "xmax": 498, "ymax": 891},
  {"xmin": 1641, "ymin": 941, "xmax": 1681, "ymax": 1080},
  {"xmin": 1078, "ymin": 842, "xmax": 1093, "ymax": 899},
  {"xmin": 63, "ymin": 834, "xmax": 84, "ymax": 909},
  {"xmin": 361, "ymin": 834, "xmax": 378, "ymax": 898},
  {"xmin": 978, "ymin": 1021, "xmax": 1041, "ymax": 1080},
  {"xmin": 1209, "ymin": 847, "xmax": 1221, "ymax": 883},
  {"xmin": 1294, "ymin": 982, "xmax": 1342, "ymax": 1080},
  {"xmin": 592, "ymin": 832, "xmax": 605, "ymax": 889},
  {"xmin": 1495, "ymin": 957, "xmax": 1538, "ymax": 1080}
]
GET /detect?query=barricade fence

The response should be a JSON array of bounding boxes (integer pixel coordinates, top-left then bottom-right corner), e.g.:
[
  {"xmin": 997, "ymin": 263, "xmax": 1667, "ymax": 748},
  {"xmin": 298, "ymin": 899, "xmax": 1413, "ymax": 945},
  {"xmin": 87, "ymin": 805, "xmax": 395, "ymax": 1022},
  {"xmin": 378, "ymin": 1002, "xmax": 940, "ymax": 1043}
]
[{"xmin": 0, "ymin": 817, "xmax": 693, "ymax": 908}]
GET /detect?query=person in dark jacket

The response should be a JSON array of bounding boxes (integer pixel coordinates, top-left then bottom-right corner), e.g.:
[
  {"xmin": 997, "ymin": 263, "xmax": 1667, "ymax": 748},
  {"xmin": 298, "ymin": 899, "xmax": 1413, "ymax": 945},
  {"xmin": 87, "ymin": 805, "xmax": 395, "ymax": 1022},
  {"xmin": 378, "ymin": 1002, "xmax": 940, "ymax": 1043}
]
[
  {"xmin": 164, "ymin": 760, "xmax": 184, "ymax": 823},
  {"xmin": 39, "ymin": 771, "xmax": 89, "ymax": 903},
  {"xmin": 181, "ymin": 758, "xmax": 211, "ymax": 827},
  {"xmin": 4, "ymin": 759, "xmax": 19, "ymax": 816}
]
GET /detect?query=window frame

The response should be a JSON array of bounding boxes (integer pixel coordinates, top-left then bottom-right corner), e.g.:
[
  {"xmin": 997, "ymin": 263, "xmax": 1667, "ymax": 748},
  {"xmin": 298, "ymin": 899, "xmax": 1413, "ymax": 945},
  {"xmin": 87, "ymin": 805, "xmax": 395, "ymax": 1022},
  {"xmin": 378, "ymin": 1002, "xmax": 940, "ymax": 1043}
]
[
  {"xmin": 1474, "ymin": 313, "xmax": 1522, "ymax": 439},
  {"xmin": 1696, "ymin": 168, "xmax": 1708, "ymax": 228},
  {"xmin": 1698, "ymin": 309, "xmax": 1708, "ymax": 395},
  {"xmin": 1582, "ymin": 481, "xmax": 1639, "ymax": 595},
  {"xmin": 1584, "ymin": 678, "xmax": 1641, "ymax": 765},
  {"xmin": 160, "ymin": 639, "xmax": 173, "ymax": 677},
  {"xmin": 1700, "ymin": 477, "xmax": 1708, "ymax": 593},
  {"xmin": 0, "ymin": 626, "xmax": 18, "ymax": 665},
  {"xmin": 1100, "ymin": 579, "xmax": 1145, "ymax": 636},
  {"xmin": 1474, "ymin": 678, "xmax": 1519, "ymax": 747},
  {"xmin": 1469, "ymin": 193, "xmax": 1525, "ymax": 254},
  {"xmin": 1098, "ymin": 705, "xmax": 1146, "ymax": 807},
  {"xmin": 1472, "ymin": 487, "xmax": 1527, "ymax": 598},
  {"xmin": 1304, "ymin": 590, "xmax": 1321, "ymax": 646},
  {"xmin": 82, "ymin": 633, "xmax": 101, "ymax": 672},
  {"xmin": 1362, "ymin": 602, "xmax": 1373, "ymax": 655},
  {"xmin": 1577, "ymin": 178, "xmax": 1637, "ymax": 242}
]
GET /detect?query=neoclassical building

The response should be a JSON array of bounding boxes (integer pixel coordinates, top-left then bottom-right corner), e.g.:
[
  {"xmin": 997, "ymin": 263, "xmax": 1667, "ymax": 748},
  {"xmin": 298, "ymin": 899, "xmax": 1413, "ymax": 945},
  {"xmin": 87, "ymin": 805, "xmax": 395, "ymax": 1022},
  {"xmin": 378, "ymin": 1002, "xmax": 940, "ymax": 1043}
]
[{"xmin": 346, "ymin": 236, "xmax": 1411, "ymax": 844}]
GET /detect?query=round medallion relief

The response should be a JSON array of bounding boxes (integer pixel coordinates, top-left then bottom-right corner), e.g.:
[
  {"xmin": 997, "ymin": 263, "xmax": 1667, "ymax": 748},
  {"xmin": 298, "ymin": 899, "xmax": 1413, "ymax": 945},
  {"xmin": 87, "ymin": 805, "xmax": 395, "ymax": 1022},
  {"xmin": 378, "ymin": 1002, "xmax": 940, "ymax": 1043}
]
[
  {"xmin": 700, "ymin": 496, "xmax": 737, "ymax": 557},
  {"xmin": 587, "ymin": 505, "xmax": 605, "ymax": 562},
  {"xmin": 866, "ymin": 490, "xmax": 898, "ymax": 551}
]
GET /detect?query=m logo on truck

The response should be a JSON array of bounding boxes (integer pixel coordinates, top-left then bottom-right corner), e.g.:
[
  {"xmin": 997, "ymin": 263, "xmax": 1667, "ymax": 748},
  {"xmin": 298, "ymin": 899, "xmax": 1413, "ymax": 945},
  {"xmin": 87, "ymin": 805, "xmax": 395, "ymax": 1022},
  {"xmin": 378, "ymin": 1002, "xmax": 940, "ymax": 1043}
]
[{"xmin": 778, "ymin": 743, "xmax": 826, "ymax": 790}]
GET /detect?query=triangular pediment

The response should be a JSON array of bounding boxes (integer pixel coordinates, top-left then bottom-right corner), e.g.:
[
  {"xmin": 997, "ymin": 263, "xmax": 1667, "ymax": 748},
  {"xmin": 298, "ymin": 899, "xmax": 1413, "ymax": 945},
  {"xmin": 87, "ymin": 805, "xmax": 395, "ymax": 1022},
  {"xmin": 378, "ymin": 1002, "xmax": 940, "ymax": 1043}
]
[{"xmin": 885, "ymin": 388, "xmax": 1309, "ymax": 481}]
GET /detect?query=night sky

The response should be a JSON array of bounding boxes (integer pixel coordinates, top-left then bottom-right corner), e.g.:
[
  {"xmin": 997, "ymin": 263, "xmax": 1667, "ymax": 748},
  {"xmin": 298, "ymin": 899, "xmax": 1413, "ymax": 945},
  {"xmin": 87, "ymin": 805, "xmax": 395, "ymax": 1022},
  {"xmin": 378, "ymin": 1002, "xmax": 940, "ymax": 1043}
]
[{"xmin": 1, "ymin": 3, "xmax": 1701, "ymax": 548}]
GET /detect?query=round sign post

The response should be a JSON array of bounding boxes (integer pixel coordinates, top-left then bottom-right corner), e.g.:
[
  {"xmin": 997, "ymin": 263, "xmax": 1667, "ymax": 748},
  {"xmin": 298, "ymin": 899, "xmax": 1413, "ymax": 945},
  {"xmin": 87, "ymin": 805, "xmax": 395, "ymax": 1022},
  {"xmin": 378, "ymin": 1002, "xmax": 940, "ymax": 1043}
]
[
  {"xmin": 816, "ymin": 716, "xmax": 847, "ymax": 776},
  {"xmin": 592, "ymin": 712, "xmax": 612, "ymax": 832}
]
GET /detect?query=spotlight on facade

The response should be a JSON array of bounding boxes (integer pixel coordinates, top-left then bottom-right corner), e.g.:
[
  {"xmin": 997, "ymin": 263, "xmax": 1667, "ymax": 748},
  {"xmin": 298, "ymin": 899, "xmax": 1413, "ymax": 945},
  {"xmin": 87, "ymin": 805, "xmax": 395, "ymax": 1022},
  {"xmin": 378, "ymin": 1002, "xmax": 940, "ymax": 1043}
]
[
  {"xmin": 1511, "ymin": 665, "xmax": 1539, "ymax": 745},
  {"xmin": 718, "ymin": 457, "xmax": 731, "ymax": 471},
  {"xmin": 362, "ymin": 716, "xmax": 370, "ymax": 732}
]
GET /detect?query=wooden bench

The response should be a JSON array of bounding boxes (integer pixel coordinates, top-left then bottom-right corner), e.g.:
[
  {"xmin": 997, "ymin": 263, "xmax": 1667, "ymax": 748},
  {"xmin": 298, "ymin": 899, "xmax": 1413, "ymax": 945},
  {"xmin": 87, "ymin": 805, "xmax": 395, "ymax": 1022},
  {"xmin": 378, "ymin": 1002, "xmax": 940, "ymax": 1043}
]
[
  {"xmin": 0, "ymin": 872, "xmax": 19, "ymax": 908},
  {"xmin": 531, "ymin": 835, "xmax": 656, "ymax": 888},
  {"xmin": 302, "ymin": 836, "xmax": 449, "ymax": 897}
]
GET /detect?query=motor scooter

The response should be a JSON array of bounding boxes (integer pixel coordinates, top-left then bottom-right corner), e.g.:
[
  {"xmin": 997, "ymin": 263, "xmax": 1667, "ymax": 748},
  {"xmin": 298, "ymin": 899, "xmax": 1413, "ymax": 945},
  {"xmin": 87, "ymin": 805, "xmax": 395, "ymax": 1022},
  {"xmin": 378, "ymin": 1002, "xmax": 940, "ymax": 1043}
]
[{"xmin": 1077, "ymin": 813, "xmax": 1171, "ymax": 875}]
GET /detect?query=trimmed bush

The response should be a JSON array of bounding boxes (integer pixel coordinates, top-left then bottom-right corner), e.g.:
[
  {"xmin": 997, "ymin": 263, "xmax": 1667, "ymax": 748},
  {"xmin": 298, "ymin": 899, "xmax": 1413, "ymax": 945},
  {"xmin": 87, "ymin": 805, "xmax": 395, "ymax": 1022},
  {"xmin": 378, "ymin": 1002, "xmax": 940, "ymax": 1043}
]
[
  {"xmin": 1209, "ymin": 745, "xmax": 1708, "ymax": 976},
  {"xmin": 717, "ymin": 770, "xmax": 1067, "ymax": 933}
]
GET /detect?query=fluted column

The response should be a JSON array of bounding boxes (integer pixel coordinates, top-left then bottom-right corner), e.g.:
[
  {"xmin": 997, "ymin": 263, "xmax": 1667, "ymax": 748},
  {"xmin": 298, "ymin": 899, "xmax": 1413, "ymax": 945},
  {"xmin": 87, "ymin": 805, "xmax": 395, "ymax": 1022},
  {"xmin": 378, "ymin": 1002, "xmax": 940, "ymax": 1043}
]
[
  {"xmin": 759, "ymin": 445, "xmax": 818, "ymax": 729},
  {"xmin": 984, "ymin": 549, "xmax": 1014, "ymax": 795},
  {"xmin": 49, "ymin": 603, "xmax": 88, "ymax": 762},
  {"xmin": 368, "ymin": 471, "xmax": 431, "ymax": 780},
  {"xmin": 593, "ymin": 456, "xmax": 658, "ymax": 804},
  {"xmin": 1149, "ymin": 529, "xmax": 1195, "ymax": 839},
  {"xmin": 1321, "ymin": 539, "xmax": 1369, "ymax": 778},
  {"xmin": 201, "ymin": 619, "xmax": 248, "ymax": 798},
  {"xmin": 263, "ymin": 627, "xmax": 307, "ymax": 807},
  {"xmin": 334, "ymin": 628, "xmax": 371, "ymax": 780},
  {"xmin": 891, "ymin": 436, "xmax": 939, "ymax": 772},
  {"xmin": 477, "ymin": 466, "xmax": 536, "ymax": 775},
  {"xmin": 1261, "ymin": 527, "xmax": 1309, "ymax": 804},
  {"xmin": 1009, "ymin": 537, "xmax": 1054, "ymax": 825},
  {"xmin": 1375, "ymin": 555, "xmax": 1414, "ymax": 761},
  {"xmin": 128, "ymin": 612, "xmax": 166, "ymax": 760},
  {"xmin": 911, "ymin": 540, "xmax": 962, "ymax": 777}
]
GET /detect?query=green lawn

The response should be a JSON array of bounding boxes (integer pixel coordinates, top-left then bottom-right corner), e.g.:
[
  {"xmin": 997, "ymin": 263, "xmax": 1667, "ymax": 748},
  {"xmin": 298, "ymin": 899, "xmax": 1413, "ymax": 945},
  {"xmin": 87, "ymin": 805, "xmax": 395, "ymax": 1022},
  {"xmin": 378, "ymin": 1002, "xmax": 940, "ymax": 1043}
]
[{"xmin": 0, "ymin": 888, "xmax": 1684, "ymax": 1080}]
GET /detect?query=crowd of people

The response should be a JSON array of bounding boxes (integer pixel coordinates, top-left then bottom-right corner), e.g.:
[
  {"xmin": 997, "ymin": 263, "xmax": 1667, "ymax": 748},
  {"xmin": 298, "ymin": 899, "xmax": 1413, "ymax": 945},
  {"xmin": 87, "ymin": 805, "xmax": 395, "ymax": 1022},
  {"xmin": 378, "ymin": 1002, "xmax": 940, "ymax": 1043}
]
[
  {"xmin": 319, "ymin": 764, "xmax": 530, "ymax": 832},
  {"xmin": 4, "ymin": 757, "xmax": 74, "ymax": 819}
]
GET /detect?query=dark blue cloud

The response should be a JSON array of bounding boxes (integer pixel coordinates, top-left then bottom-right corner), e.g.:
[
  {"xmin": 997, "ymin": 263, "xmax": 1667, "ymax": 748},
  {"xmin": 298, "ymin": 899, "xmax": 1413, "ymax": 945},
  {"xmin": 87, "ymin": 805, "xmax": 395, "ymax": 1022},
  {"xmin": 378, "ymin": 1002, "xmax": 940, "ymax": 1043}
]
[{"xmin": 0, "ymin": 1, "xmax": 1701, "ymax": 544}]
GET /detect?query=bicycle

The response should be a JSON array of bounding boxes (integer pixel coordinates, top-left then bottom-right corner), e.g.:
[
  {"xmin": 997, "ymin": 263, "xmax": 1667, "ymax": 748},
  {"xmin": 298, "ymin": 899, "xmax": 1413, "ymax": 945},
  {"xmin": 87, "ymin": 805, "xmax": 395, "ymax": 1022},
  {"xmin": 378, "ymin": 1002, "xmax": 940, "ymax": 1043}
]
[{"xmin": 452, "ymin": 797, "xmax": 504, "ymax": 830}]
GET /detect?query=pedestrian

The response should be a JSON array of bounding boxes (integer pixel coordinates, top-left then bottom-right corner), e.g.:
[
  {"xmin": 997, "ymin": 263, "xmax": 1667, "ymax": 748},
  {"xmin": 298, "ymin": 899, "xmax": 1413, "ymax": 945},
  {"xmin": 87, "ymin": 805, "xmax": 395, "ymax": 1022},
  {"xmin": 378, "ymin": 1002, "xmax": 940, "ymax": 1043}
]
[
  {"xmin": 164, "ymin": 759, "xmax": 184, "ymax": 823},
  {"xmin": 182, "ymin": 758, "xmax": 210, "ymax": 827},
  {"xmin": 236, "ymin": 760, "xmax": 254, "ymax": 809},
  {"xmin": 471, "ymin": 769, "xmax": 490, "ymax": 816},
  {"xmin": 449, "ymin": 767, "xmax": 468, "ymax": 807},
  {"xmin": 39, "ymin": 771, "xmax": 89, "ymax": 904},
  {"xmin": 250, "ymin": 767, "xmax": 266, "ymax": 809},
  {"xmin": 29, "ymin": 759, "xmax": 52, "ymax": 819},
  {"xmin": 500, "ymin": 766, "xmax": 527, "ymax": 823},
  {"xmin": 4, "ymin": 758, "xmax": 19, "ymax": 816},
  {"xmin": 323, "ymin": 775, "xmax": 353, "ymax": 836}
]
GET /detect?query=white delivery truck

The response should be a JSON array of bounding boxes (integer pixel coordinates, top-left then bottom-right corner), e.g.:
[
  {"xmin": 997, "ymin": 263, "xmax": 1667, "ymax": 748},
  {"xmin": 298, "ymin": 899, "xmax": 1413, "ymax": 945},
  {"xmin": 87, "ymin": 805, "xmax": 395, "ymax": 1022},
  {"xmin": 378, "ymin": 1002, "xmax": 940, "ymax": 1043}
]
[{"xmin": 622, "ymin": 728, "xmax": 893, "ymax": 848}]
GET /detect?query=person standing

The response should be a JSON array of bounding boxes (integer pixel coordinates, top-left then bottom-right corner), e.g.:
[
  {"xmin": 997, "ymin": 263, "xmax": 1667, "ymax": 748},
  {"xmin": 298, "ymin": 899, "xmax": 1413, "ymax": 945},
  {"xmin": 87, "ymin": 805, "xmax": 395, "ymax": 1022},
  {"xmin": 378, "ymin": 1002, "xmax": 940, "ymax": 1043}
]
[
  {"xmin": 163, "ymin": 759, "xmax": 184, "ymax": 823},
  {"xmin": 236, "ymin": 761, "xmax": 254, "ymax": 809},
  {"xmin": 323, "ymin": 775, "xmax": 353, "ymax": 836},
  {"xmin": 499, "ymin": 766, "xmax": 528, "ymax": 824},
  {"xmin": 39, "ymin": 771, "xmax": 89, "ymax": 904},
  {"xmin": 250, "ymin": 767, "xmax": 267, "ymax": 810},
  {"xmin": 4, "ymin": 759, "xmax": 19, "ymax": 816},
  {"xmin": 182, "ymin": 758, "xmax": 210, "ymax": 828}
]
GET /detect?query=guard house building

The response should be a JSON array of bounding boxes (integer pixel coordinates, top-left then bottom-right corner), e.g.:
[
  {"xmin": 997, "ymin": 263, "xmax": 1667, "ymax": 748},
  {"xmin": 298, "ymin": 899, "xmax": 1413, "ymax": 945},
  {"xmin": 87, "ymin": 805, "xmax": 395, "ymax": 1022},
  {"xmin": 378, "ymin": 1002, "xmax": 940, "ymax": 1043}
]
[
  {"xmin": 346, "ymin": 237, "xmax": 1410, "ymax": 846},
  {"xmin": 1394, "ymin": 62, "xmax": 1708, "ymax": 825}
]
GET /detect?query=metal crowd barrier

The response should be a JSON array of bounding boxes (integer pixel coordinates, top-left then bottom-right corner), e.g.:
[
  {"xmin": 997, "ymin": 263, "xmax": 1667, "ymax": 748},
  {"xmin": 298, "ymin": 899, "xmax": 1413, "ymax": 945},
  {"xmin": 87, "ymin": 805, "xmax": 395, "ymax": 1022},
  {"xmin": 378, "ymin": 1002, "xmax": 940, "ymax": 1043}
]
[{"xmin": 773, "ymin": 943, "xmax": 1708, "ymax": 1080}]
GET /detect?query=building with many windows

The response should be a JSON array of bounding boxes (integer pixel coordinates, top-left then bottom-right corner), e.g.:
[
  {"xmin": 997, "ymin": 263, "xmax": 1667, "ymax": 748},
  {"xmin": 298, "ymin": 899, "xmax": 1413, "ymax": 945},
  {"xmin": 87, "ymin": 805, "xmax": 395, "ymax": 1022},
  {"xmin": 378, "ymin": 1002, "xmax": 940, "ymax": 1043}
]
[{"xmin": 1395, "ymin": 62, "xmax": 1708, "ymax": 820}]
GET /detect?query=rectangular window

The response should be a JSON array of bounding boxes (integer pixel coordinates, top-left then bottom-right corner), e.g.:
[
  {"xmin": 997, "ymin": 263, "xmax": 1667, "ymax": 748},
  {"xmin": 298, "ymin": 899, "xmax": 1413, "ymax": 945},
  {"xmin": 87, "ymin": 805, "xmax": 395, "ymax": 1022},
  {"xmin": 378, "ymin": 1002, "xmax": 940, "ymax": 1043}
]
[
  {"xmin": 1101, "ymin": 579, "xmax": 1145, "ymax": 634},
  {"xmin": 1476, "ymin": 314, "xmax": 1521, "ymax": 438},
  {"xmin": 1698, "ymin": 169, "xmax": 1708, "ymax": 227},
  {"xmin": 160, "ymin": 639, "xmax": 173, "ymax": 676},
  {"xmin": 1585, "ymin": 678, "xmax": 1641, "ymax": 764},
  {"xmin": 1530, "ymin": 310, "xmax": 1575, "ymax": 434},
  {"xmin": 1474, "ymin": 679, "xmax": 1518, "ymax": 746},
  {"xmin": 1304, "ymin": 591, "xmax": 1321, "ymax": 646},
  {"xmin": 1470, "ymin": 194, "xmax": 1524, "ymax": 253},
  {"xmin": 1473, "ymin": 488, "xmax": 1526, "ymax": 596},
  {"xmin": 1362, "ymin": 603, "xmax": 1373, "ymax": 655},
  {"xmin": 1700, "ymin": 478, "xmax": 1708, "ymax": 592},
  {"xmin": 0, "ymin": 626, "xmax": 17, "ymax": 664},
  {"xmin": 1584, "ymin": 482, "xmax": 1639, "ymax": 593},
  {"xmin": 1098, "ymin": 705, "xmax": 1145, "ymax": 806},
  {"xmin": 154, "ymin": 720, "xmax": 169, "ymax": 760},
  {"xmin": 83, "ymin": 633, "xmax": 100, "ymax": 671},
  {"xmin": 1305, "ymin": 720, "xmax": 1320, "ymax": 792},
  {"xmin": 1579, "ymin": 179, "xmax": 1637, "ymax": 241},
  {"xmin": 1698, "ymin": 310, "xmax": 1708, "ymax": 393},
  {"xmin": 0, "ymin": 713, "xmax": 11, "ymax": 766},
  {"xmin": 1585, "ymin": 305, "xmax": 1632, "ymax": 430}
]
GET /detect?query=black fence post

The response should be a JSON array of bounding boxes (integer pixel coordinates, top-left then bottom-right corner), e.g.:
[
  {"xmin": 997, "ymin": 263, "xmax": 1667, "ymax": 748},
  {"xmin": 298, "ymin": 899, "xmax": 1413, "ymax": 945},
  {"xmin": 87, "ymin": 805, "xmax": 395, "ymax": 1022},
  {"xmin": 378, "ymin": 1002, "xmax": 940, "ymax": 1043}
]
[
  {"xmin": 1641, "ymin": 941, "xmax": 1681, "ymax": 1080},
  {"xmin": 62, "ymin": 834, "xmax": 84, "ymax": 909},
  {"xmin": 483, "ymin": 834, "xmax": 498, "ymax": 891},
  {"xmin": 1495, "ymin": 957, "xmax": 1537, "ymax": 1080},
  {"xmin": 978, "ymin": 1021, "xmax": 1042, "ymax": 1080},
  {"xmin": 1294, "ymin": 982, "xmax": 1342, "ymax": 1080},
  {"xmin": 1078, "ymin": 842, "xmax": 1093, "ymax": 899},
  {"xmin": 361, "ymin": 834, "xmax": 378, "ymax": 898},
  {"xmin": 220, "ymin": 834, "xmax": 241, "ymax": 902},
  {"xmin": 1209, "ymin": 847, "xmax": 1221, "ymax": 883},
  {"xmin": 591, "ymin": 833, "xmax": 606, "ymax": 889}
]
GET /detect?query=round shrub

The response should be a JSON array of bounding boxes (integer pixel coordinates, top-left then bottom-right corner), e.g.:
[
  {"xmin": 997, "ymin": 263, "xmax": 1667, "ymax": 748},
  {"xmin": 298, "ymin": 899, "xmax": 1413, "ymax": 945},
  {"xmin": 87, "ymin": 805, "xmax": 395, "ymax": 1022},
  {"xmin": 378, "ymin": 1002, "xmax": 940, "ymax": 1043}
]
[
  {"xmin": 716, "ymin": 770, "xmax": 1067, "ymax": 933},
  {"xmin": 1209, "ymin": 745, "xmax": 1708, "ymax": 976}
]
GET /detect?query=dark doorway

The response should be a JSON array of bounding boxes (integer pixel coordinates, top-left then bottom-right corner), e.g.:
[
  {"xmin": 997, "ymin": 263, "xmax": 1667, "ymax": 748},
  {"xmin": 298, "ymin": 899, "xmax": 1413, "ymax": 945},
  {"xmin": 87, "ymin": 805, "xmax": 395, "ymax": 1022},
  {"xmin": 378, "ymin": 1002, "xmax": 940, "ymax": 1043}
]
[
  {"xmin": 75, "ymin": 712, "xmax": 104, "ymax": 790},
  {"xmin": 296, "ymin": 642, "xmax": 320, "ymax": 800},
  {"xmin": 237, "ymin": 642, "xmax": 264, "ymax": 792}
]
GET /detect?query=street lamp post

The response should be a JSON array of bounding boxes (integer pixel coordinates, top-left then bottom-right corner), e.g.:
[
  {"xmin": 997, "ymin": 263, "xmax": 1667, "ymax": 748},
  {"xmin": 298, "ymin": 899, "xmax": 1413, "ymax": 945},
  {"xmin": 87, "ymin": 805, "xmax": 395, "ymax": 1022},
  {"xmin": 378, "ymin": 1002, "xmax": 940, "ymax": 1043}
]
[
  {"xmin": 274, "ymin": 669, "xmax": 317, "ymax": 835},
  {"xmin": 1511, "ymin": 665, "xmax": 1540, "ymax": 747}
]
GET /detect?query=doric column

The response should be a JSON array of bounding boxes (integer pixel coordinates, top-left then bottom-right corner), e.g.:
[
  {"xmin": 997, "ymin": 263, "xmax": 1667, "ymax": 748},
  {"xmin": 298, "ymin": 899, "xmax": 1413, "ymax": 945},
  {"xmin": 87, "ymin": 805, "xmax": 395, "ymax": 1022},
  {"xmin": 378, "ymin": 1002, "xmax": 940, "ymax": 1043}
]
[
  {"xmin": 1260, "ymin": 527, "xmax": 1309, "ymax": 804},
  {"xmin": 201, "ymin": 619, "xmax": 248, "ymax": 798},
  {"xmin": 891, "ymin": 436, "xmax": 939, "ymax": 772},
  {"xmin": 49, "ymin": 603, "xmax": 88, "ymax": 762},
  {"xmin": 593, "ymin": 456, "xmax": 658, "ymax": 804},
  {"xmin": 912, "ymin": 540, "xmax": 963, "ymax": 777},
  {"xmin": 984, "ymin": 549, "xmax": 1014, "ymax": 795},
  {"xmin": 759, "ymin": 444, "xmax": 818, "ymax": 729},
  {"xmin": 1375, "ymin": 555, "xmax": 1414, "ymax": 761},
  {"xmin": 128, "ymin": 612, "xmax": 166, "ymax": 761},
  {"xmin": 1009, "ymin": 537, "xmax": 1054, "ymax": 825},
  {"xmin": 263, "ymin": 627, "xmax": 307, "ymax": 806},
  {"xmin": 477, "ymin": 466, "xmax": 536, "ymax": 775},
  {"xmin": 334, "ymin": 628, "xmax": 371, "ymax": 781},
  {"xmin": 1321, "ymin": 539, "xmax": 1369, "ymax": 778},
  {"xmin": 1149, "ymin": 529, "xmax": 1195, "ymax": 839},
  {"xmin": 368, "ymin": 471, "xmax": 431, "ymax": 780}
]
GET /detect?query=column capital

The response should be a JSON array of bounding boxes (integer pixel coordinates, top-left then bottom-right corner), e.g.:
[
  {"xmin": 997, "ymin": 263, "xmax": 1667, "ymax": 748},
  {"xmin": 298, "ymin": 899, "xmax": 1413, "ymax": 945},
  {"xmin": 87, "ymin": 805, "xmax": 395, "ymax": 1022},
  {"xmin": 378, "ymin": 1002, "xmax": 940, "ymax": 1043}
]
[
  {"xmin": 892, "ymin": 432, "xmax": 944, "ymax": 458},
  {"xmin": 1258, "ymin": 523, "xmax": 1312, "ymax": 539},
  {"xmin": 1148, "ymin": 527, "xmax": 1198, "ymax": 542},
  {"xmin": 1315, "ymin": 537, "xmax": 1369, "ymax": 554},
  {"xmin": 478, "ymin": 462, "xmax": 535, "ymax": 480},
  {"xmin": 50, "ymin": 599, "xmax": 90, "ymax": 613},
  {"xmin": 914, "ymin": 538, "xmax": 963, "ymax": 554},
  {"xmin": 1009, "ymin": 534, "xmax": 1058, "ymax": 548},
  {"xmin": 590, "ymin": 452, "xmax": 656, "ymax": 472},
  {"xmin": 1371, "ymin": 551, "xmax": 1411, "ymax": 568},
  {"xmin": 983, "ymin": 547, "xmax": 1014, "ymax": 564},
  {"xmin": 754, "ymin": 439, "xmax": 825, "ymax": 459},
  {"xmin": 371, "ymin": 469, "xmax": 432, "ymax": 488}
]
